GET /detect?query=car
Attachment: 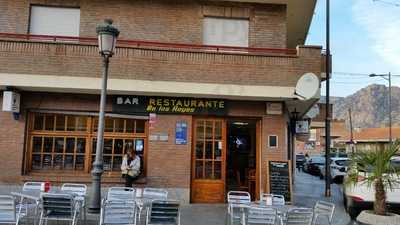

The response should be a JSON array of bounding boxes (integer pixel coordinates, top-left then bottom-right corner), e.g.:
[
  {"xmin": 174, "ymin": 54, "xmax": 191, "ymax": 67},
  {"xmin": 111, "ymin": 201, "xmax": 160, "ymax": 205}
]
[
  {"xmin": 296, "ymin": 154, "xmax": 306, "ymax": 170},
  {"xmin": 304, "ymin": 156, "xmax": 325, "ymax": 176},
  {"xmin": 320, "ymin": 157, "xmax": 350, "ymax": 183},
  {"xmin": 343, "ymin": 157, "xmax": 400, "ymax": 219}
]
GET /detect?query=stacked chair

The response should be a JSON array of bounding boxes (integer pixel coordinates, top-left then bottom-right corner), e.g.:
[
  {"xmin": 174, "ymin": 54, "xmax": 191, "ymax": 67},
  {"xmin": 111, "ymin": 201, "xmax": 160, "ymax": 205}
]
[
  {"xmin": 0, "ymin": 195, "xmax": 20, "ymax": 225},
  {"xmin": 146, "ymin": 200, "xmax": 180, "ymax": 225},
  {"xmin": 226, "ymin": 191, "xmax": 251, "ymax": 225},
  {"xmin": 38, "ymin": 193, "xmax": 80, "ymax": 225},
  {"xmin": 246, "ymin": 206, "xmax": 277, "ymax": 225},
  {"xmin": 61, "ymin": 183, "xmax": 88, "ymax": 224}
]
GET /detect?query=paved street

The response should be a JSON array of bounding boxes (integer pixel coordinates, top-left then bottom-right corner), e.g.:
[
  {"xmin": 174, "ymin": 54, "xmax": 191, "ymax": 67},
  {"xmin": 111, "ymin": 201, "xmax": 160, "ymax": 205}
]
[
  {"xmin": 293, "ymin": 170, "xmax": 353, "ymax": 225},
  {"xmin": 0, "ymin": 171, "xmax": 354, "ymax": 225}
]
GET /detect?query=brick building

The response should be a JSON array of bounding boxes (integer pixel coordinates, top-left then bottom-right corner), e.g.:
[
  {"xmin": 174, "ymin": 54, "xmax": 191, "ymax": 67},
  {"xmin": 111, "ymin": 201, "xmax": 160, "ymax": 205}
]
[{"xmin": 0, "ymin": 0, "xmax": 323, "ymax": 203}]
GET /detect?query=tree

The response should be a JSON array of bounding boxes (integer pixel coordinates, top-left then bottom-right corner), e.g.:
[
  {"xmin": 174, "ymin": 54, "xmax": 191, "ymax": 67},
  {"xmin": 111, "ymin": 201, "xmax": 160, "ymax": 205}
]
[{"xmin": 346, "ymin": 140, "xmax": 400, "ymax": 215}]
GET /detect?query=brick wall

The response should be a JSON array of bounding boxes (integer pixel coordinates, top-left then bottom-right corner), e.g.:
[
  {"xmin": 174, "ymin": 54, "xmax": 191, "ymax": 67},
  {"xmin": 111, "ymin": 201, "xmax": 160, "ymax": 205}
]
[
  {"xmin": 0, "ymin": 0, "xmax": 287, "ymax": 48},
  {"xmin": 260, "ymin": 114, "xmax": 288, "ymax": 194},
  {"xmin": 0, "ymin": 41, "xmax": 322, "ymax": 87},
  {"xmin": 147, "ymin": 114, "xmax": 192, "ymax": 188},
  {"xmin": 0, "ymin": 92, "xmax": 290, "ymax": 202},
  {"xmin": 0, "ymin": 93, "xmax": 26, "ymax": 183}
]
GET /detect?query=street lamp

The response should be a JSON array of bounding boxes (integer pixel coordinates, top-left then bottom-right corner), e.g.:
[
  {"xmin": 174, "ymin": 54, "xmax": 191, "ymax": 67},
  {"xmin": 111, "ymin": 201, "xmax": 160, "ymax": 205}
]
[
  {"xmin": 369, "ymin": 73, "xmax": 392, "ymax": 144},
  {"xmin": 324, "ymin": 0, "xmax": 332, "ymax": 197},
  {"xmin": 88, "ymin": 19, "xmax": 120, "ymax": 213}
]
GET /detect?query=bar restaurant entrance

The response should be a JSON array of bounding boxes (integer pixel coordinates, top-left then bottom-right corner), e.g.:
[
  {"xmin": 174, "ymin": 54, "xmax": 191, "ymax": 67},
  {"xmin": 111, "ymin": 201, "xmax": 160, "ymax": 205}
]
[{"xmin": 191, "ymin": 118, "xmax": 260, "ymax": 203}]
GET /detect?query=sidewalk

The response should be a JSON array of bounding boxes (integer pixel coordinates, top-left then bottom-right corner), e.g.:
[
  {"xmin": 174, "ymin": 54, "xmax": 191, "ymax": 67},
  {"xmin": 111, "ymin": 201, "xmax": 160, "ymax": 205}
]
[
  {"xmin": 293, "ymin": 170, "xmax": 353, "ymax": 225},
  {"xmin": 0, "ymin": 172, "xmax": 353, "ymax": 225}
]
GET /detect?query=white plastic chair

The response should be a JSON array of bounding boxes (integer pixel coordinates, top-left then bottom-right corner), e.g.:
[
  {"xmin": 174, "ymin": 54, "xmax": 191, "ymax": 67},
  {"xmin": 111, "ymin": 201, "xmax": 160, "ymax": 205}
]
[
  {"xmin": 0, "ymin": 195, "xmax": 19, "ymax": 225},
  {"xmin": 312, "ymin": 201, "xmax": 335, "ymax": 225},
  {"xmin": 260, "ymin": 194, "xmax": 285, "ymax": 206},
  {"xmin": 286, "ymin": 208, "xmax": 314, "ymax": 225},
  {"xmin": 226, "ymin": 191, "xmax": 251, "ymax": 225},
  {"xmin": 246, "ymin": 206, "xmax": 277, "ymax": 225},
  {"xmin": 22, "ymin": 182, "xmax": 43, "ymax": 191},
  {"xmin": 62, "ymin": 183, "xmax": 87, "ymax": 224},
  {"xmin": 100, "ymin": 199, "xmax": 136, "ymax": 225},
  {"xmin": 16, "ymin": 182, "xmax": 43, "ymax": 224},
  {"xmin": 107, "ymin": 187, "xmax": 136, "ymax": 200}
]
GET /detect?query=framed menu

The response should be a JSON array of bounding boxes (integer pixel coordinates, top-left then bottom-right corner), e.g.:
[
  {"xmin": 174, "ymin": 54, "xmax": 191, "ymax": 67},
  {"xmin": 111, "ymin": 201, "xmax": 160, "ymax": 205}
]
[{"xmin": 266, "ymin": 160, "xmax": 292, "ymax": 203}]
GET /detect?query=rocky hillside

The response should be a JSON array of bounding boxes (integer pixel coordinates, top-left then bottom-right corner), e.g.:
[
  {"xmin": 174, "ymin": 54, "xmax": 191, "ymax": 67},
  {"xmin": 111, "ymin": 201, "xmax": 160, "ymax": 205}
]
[{"xmin": 331, "ymin": 84, "xmax": 400, "ymax": 128}]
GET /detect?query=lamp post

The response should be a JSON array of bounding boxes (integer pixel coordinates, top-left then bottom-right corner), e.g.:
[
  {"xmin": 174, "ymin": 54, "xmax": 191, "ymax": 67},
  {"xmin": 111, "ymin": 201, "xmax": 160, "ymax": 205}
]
[
  {"xmin": 88, "ymin": 19, "xmax": 120, "ymax": 213},
  {"xmin": 369, "ymin": 73, "xmax": 393, "ymax": 144},
  {"xmin": 325, "ymin": 0, "xmax": 332, "ymax": 197}
]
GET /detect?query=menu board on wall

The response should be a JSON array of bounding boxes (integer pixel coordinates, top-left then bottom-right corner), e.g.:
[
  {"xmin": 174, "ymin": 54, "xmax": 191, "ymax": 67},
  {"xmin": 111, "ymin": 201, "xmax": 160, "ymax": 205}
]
[{"xmin": 267, "ymin": 160, "xmax": 292, "ymax": 203}]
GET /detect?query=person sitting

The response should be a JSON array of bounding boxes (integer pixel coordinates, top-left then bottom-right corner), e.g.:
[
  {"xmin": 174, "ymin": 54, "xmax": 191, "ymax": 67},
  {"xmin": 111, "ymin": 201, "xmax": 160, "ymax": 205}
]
[{"xmin": 121, "ymin": 148, "xmax": 141, "ymax": 187}]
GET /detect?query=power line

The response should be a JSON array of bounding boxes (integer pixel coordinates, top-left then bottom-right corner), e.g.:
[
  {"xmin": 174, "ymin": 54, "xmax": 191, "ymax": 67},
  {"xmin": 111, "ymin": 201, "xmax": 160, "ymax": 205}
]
[
  {"xmin": 333, "ymin": 72, "xmax": 370, "ymax": 76},
  {"xmin": 373, "ymin": 0, "xmax": 400, "ymax": 7},
  {"xmin": 332, "ymin": 72, "xmax": 400, "ymax": 77}
]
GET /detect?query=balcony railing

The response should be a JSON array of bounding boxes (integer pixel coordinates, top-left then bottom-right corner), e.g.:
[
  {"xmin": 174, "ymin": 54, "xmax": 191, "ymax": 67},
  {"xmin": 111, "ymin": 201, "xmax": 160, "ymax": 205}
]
[{"xmin": 0, "ymin": 32, "xmax": 298, "ymax": 56}]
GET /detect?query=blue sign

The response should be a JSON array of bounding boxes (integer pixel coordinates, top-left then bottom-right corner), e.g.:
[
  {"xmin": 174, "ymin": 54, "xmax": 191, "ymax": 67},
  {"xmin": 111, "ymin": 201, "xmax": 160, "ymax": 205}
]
[{"xmin": 175, "ymin": 121, "xmax": 188, "ymax": 145}]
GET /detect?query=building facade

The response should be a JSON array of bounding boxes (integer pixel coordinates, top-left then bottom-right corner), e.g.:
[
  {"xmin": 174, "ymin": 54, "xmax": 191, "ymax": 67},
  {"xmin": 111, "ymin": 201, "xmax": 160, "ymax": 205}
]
[
  {"xmin": 336, "ymin": 127, "xmax": 400, "ymax": 153},
  {"xmin": 296, "ymin": 119, "xmax": 348, "ymax": 156},
  {"xmin": 0, "ymin": 0, "xmax": 322, "ymax": 203}
]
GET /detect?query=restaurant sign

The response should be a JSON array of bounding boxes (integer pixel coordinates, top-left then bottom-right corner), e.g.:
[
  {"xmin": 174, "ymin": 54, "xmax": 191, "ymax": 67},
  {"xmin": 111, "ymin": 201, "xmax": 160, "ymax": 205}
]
[{"xmin": 113, "ymin": 96, "xmax": 227, "ymax": 115}]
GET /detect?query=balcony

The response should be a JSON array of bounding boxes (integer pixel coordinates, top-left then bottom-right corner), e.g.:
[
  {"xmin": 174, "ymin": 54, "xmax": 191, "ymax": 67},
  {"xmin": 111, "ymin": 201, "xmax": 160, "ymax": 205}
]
[{"xmin": 0, "ymin": 33, "xmax": 322, "ymax": 101}]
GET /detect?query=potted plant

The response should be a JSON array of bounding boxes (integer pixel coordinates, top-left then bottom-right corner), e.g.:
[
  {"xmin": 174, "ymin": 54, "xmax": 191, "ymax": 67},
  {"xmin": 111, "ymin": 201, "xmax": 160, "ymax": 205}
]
[{"xmin": 345, "ymin": 140, "xmax": 400, "ymax": 224}]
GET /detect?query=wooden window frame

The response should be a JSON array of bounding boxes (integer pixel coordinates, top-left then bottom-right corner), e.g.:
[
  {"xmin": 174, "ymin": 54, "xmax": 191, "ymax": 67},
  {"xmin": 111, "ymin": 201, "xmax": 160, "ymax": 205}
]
[{"xmin": 26, "ymin": 112, "xmax": 148, "ymax": 176}]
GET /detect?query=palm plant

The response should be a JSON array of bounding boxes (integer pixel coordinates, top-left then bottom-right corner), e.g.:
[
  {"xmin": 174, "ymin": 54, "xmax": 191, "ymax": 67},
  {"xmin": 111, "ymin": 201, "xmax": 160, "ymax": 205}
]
[{"xmin": 346, "ymin": 139, "xmax": 400, "ymax": 216}]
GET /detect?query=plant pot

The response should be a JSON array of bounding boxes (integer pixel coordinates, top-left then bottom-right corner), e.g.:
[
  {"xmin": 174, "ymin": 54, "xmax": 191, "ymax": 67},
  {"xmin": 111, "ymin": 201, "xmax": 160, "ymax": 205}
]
[{"xmin": 356, "ymin": 210, "xmax": 400, "ymax": 225}]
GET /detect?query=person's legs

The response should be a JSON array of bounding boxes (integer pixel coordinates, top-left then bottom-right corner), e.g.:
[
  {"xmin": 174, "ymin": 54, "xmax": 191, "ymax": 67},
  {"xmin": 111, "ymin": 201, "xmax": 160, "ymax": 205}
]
[{"xmin": 125, "ymin": 175, "xmax": 134, "ymax": 187}]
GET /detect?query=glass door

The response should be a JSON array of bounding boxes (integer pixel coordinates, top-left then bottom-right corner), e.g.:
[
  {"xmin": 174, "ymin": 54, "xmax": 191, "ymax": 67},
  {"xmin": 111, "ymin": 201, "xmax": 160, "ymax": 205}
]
[{"xmin": 191, "ymin": 118, "xmax": 226, "ymax": 203}]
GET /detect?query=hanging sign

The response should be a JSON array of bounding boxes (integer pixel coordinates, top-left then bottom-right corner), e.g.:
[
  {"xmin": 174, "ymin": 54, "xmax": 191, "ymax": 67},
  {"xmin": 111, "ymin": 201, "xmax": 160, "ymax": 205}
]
[
  {"xmin": 295, "ymin": 120, "xmax": 309, "ymax": 134},
  {"xmin": 113, "ymin": 96, "xmax": 227, "ymax": 115},
  {"xmin": 175, "ymin": 121, "xmax": 188, "ymax": 145}
]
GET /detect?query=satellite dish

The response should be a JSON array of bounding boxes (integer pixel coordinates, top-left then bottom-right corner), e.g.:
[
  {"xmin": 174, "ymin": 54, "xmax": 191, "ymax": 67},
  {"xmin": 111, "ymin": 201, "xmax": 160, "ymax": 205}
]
[
  {"xmin": 305, "ymin": 104, "xmax": 320, "ymax": 119},
  {"xmin": 294, "ymin": 73, "xmax": 319, "ymax": 100}
]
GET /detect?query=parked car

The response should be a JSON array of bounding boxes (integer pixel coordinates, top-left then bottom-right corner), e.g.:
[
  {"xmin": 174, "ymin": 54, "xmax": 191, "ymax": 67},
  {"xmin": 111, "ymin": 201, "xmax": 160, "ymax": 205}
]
[
  {"xmin": 319, "ymin": 157, "xmax": 350, "ymax": 183},
  {"xmin": 296, "ymin": 154, "xmax": 306, "ymax": 170},
  {"xmin": 343, "ymin": 156, "xmax": 400, "ymax": 219},
  {"xmin": 304, "ymin": 156, "xmax": 325, "ymax": 176}
]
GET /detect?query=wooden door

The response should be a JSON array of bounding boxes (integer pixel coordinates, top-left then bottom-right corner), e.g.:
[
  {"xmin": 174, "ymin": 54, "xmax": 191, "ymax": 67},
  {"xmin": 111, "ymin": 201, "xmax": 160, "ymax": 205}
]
[{"xmin": 191, "ymin": 118, "xmax": 226, "ymax": 203}]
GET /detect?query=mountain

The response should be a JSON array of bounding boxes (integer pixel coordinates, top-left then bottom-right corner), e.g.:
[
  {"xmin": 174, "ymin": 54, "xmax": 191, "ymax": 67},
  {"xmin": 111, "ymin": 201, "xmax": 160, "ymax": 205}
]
[{"xmin": 331, "ymin": 84, "xmax": 400, "ymax": 128}]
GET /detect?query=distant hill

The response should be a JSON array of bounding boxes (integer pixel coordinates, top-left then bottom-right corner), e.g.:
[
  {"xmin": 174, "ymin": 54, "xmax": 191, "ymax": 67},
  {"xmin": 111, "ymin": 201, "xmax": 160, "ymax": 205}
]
[{"xmin": 330, "ymin": 84, "xmax": 400, "ymax": 128}]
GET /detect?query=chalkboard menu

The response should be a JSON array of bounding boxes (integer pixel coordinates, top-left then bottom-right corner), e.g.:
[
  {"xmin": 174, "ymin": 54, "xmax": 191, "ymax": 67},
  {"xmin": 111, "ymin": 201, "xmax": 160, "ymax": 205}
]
[{"xmin": 268, "ymin": 160, "xmax": 292, "ymax": 202}]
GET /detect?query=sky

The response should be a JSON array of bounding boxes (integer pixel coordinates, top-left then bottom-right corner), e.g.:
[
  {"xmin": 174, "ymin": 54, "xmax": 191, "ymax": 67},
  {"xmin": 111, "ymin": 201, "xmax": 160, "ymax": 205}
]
[{"xmin": 306, "ymin": 0, "xmax": 400, "ymax": 97}]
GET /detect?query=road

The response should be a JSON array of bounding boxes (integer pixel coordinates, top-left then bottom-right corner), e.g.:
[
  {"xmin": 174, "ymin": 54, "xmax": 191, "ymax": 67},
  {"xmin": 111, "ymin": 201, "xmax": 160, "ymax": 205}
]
[{"xmin": 294, "ymin": 169, "xmax": 354, "ymax": 225}]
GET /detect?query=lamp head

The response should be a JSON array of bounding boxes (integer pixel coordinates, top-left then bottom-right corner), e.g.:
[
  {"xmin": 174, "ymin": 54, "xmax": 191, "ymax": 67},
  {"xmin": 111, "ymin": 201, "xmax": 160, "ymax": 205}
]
[{"xmin": 96, "ymin": 19, "xmax": 120, "ymax": 56}]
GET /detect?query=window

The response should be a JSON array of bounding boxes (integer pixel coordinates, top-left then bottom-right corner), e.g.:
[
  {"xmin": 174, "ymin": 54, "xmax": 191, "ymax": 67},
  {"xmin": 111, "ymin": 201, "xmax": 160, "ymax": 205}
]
[
  {"xmin": 203, "ymin": 17, "xmax": 249, "ymax": 47},
  {"xmin": 28, "ymin": 113, "xmax": 147, "ymax": 175},
  {"xmin": 29, "ymin": 6, "xmax": 80, "ymax": 36},
  {"xmin": 268, "ymin": 135, "xmax": 278, "ymax": 148}
]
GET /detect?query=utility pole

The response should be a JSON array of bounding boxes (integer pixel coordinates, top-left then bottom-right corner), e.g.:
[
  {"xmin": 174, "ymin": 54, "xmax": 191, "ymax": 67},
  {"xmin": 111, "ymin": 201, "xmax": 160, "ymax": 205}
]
[
  {"xmin": 348, "ymin": 108, "xmax": 354, "ymax": 154},
  {"xmin": 388, "ymin": 72, "xmax": 392, "ymax": 144},
  {"xmin": 325, "ymin": 0, "xmax": 332, "ymax": 197}
]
